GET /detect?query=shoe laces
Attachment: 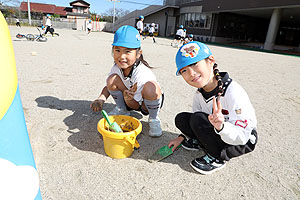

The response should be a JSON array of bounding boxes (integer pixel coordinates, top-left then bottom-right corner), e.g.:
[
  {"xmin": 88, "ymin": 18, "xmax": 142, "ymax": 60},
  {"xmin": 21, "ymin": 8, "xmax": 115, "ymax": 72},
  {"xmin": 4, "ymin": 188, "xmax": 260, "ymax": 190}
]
[{"xmin": 203, "ymin": 154, "xmax": 214, "ymax": 164}]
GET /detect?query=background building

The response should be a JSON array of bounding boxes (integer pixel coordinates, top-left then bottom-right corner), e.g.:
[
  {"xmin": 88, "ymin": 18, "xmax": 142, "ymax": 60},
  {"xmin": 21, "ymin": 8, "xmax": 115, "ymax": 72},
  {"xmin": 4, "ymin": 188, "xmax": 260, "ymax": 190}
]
[
  {"xmin": 110, "ymin": 0, "xmax": 300, "ymax": 53},
  {"xmin": 19, "ymin": 0, "xmax": 90, "ymax": 30}
]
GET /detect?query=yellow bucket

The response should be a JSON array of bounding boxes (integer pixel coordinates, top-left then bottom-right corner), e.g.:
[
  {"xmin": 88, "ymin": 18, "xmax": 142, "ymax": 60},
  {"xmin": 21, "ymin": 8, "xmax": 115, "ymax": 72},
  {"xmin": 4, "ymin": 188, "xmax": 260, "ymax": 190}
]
[{"xmin": 97, "ymin": 115, "xmax": 142, "ymax": 159}]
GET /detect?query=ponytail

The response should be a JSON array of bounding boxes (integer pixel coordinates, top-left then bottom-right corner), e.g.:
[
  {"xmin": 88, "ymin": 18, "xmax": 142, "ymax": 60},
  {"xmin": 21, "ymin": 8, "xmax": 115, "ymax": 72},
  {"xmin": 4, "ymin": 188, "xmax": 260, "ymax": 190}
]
[
  {"xmin": 136, "ymin": 48, "xmax": 152, "ymax": 68},
  {"xmin": 213, "ymin": 63, "xmax": 223, "ymax": 97}
]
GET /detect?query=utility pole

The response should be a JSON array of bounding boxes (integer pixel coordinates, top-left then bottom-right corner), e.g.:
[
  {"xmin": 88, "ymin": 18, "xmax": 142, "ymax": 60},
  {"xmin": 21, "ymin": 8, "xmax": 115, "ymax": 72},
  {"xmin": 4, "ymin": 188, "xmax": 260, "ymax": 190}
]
[
  {"xmin": 27, "ymin": 0, "xmax": 31, "ymax": 25},
  {"xmin": 107, "ymin": 0, "xmax": 120, "ymax": 33}
]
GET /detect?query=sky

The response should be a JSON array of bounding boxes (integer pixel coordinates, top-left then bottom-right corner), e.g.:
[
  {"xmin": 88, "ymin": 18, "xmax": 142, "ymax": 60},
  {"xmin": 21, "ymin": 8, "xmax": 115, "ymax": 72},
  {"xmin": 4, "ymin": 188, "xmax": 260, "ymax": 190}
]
[{"xmin": 19, "ymin": 0, "xmax": 164, "ymax": 15}]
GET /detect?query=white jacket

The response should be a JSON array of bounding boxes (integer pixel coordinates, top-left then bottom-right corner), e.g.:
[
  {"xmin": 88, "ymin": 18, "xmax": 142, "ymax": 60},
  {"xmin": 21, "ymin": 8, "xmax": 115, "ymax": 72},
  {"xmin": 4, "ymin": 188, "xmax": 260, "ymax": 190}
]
[{"xmin": 192, "ymin": 72, "xmax": 257, "ymax": 145}]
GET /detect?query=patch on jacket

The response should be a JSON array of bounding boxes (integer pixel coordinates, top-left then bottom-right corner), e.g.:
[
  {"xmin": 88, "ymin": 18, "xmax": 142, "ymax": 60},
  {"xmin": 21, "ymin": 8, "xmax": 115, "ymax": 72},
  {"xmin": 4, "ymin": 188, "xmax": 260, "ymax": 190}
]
[{"xmin": 235, "ymin": 120, "xmax": 248, "ymax": 128}]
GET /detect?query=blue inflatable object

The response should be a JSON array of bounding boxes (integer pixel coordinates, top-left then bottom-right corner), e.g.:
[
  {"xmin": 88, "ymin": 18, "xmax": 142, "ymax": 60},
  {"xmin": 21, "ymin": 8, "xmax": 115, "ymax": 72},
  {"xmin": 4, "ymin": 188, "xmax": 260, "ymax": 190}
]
[{"xmin": 0, "ymin": 11, "xmax": 42, "ymax": 200}]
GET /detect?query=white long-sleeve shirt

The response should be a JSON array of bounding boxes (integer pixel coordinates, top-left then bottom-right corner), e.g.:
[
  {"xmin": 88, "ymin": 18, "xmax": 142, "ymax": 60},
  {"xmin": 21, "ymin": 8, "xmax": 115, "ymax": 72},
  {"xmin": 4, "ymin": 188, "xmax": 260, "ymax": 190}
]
[
  {"xmin": 45, "ymin": 18, "xmax": 51, "ymax": 26},
  {"xmin": 136, "ymin": 20, "xmax": 143, "ymax": 30},
  {"xmin": 192, "ymin": 72, "xmax": 257, "ymax": 145},
  {"xmin": 176, "ymin": 29, "xmax": 184, "ymax": 37}
]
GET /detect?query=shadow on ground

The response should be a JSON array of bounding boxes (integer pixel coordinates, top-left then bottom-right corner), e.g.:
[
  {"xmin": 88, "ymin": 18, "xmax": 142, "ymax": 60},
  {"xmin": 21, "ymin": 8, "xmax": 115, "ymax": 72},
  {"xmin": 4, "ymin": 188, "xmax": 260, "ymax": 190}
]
[{"xmin": 35, "ymin": 95, "xmax": 203, "ymax": 173}]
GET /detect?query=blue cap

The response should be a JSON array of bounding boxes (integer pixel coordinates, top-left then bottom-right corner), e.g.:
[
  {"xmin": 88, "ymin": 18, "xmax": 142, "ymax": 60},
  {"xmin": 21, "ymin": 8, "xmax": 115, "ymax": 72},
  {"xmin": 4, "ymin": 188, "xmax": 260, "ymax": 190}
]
[
  {"xmin": 179, "ymin": 25, "xmax": 184, "ymax": 28},
  {"xmin": 188, "ymin": 34, "xmax": 193, "ymax": 38},
  {"xmin": 139, "ymin": 15, "xmax": 144, "ymax": 19},
  {"xmin": 175, "ymin": 41, "xmax": 212, "ymax": 75},
  {"xmin": 112, "ymin": 25, "xmax": 141, "ymax": 48}
]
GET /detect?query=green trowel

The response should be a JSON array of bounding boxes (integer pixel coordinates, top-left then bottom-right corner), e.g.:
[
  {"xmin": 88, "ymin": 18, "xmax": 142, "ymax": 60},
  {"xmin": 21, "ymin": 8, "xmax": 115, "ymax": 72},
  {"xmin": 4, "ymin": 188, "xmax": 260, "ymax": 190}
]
[
  {"xmin": 101, "ymin": 110, "xmax": 123, "ymax": 133},
  {"xmin": 147, "ymin": 144, "xmax": 181, "ymax": 163}
]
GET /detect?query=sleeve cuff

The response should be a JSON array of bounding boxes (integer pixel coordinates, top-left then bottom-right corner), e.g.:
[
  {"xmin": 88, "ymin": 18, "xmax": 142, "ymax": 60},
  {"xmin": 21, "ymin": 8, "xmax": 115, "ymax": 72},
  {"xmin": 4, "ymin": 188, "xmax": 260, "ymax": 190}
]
[
  {"xmin": 214, "ymin": 124, "xmax": 224, "ymax": 134},
  {"xmin": 178, "ymin": 134, "xmax": 186, "ymax": 140}
]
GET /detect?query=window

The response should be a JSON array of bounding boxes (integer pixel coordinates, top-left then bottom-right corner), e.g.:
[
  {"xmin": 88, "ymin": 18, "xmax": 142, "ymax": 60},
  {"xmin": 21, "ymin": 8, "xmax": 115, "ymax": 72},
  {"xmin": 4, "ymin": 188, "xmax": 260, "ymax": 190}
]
[
  {"xmin": 180, "ymin": 13, "xmax": 211, "ymax": 29},
  {"xmin": 77, "ymin": 7, "xmax": 84, "ymax": 14}
]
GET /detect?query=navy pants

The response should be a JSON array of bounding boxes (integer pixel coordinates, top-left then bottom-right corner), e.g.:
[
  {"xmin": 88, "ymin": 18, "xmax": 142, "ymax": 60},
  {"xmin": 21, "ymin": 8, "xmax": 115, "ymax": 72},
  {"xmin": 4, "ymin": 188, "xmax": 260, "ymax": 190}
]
[{"xmin": 175, "ymin": 112, "xmax": 257, "ymax": 161}]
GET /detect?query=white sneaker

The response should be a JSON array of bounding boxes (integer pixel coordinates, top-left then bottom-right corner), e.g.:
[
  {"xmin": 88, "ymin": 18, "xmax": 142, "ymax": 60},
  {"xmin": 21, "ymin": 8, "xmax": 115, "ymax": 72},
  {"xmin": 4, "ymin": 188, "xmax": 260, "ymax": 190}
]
[
  {"xmin": 108, "ymin": 106, "xmax": 130, "ymax": 116},
  {"xmin": 148, "ymin": 118, "xmax": 162, "ymax": 137}
]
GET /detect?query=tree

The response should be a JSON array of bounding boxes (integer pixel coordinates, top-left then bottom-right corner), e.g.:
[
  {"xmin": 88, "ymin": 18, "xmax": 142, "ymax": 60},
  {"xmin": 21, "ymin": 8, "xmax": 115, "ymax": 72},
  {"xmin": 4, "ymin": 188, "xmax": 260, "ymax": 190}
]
[
  {"xmin": 103, "ymin": 8, "xmax": 130, "ymax": 22},
  {"xmin": 0, "ymin": 0, "xmax": 20, "ymax": 18},
  {"xmin": 0, "ymin": 0, "xmax": 20, "ymax": 7}
]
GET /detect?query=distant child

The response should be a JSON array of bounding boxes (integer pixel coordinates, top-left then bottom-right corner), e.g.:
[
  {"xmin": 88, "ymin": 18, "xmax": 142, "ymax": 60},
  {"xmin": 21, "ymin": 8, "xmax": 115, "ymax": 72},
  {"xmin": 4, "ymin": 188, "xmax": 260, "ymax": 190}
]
[
  {"xmin": 87, "ymin": 20, "xmax": 92, "ymax": 34},
  {"xmin": 182, "ymin": 29, "xmax": 187, "ymax": 39},
  {"xmin": 149, "ymin": 23, "xmax": 156, "ymax": 43},
  {"xmin": 168, "ymin": 41, "xmax": 258, "ymax": 174},
  {"xmin": 136, "ymin": 15, "xmax": 144, "ymax": 35},
  {"xmin": 184, "ymin": 34, "xmax": 194, "ymax": 44},
  {"xmin": 15, "ymin": 18, "xmax": 21, "ymax": 27},
  {"xmin": 172, "ymin": 25, "xmax": 184, "ymax": 47},
  {"xmin": 90, "ymin": 25, "xmax": 163, "ymax": 137},
  {"xmin": 45, "ymin": 14, "xmax": 54, "ymax": 36}
]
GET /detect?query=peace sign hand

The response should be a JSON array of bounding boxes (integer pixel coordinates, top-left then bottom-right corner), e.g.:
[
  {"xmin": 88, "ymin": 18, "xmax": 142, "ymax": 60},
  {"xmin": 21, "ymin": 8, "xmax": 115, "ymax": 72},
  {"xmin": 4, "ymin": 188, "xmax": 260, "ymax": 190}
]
[
  {"xmin": 208, "ymin": 96, "xmax": 224, "ymax": 131},
  {"xmin": 123, "ymin": 83, "xmax": 137, "ymax": 101}
]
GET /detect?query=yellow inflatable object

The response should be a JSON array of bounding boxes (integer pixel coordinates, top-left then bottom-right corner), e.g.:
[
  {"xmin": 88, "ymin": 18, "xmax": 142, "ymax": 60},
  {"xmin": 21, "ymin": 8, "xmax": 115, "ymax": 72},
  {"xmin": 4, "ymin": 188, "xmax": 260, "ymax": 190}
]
[
  {"xmin": 0, "ymin": 12, "xmax": 18, "ymax": 120},
  {"xmin": 0, "ymin": 11, "xmax": 42, "ymax": 199}
]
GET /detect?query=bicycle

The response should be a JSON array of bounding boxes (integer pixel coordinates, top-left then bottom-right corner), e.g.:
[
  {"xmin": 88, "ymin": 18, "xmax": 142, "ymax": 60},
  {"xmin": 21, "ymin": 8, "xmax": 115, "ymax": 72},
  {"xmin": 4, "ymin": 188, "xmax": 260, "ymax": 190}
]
[{"xmin": 16, "ymin": 27, "xmax": 47, "ymax": 42}]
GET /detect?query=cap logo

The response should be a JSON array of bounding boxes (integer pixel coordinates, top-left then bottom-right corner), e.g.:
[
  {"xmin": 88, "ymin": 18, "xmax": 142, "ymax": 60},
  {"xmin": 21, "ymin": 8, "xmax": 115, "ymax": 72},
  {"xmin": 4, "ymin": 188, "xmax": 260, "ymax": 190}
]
[
  {"xmin": 136, "ymin": 34, "xmax": 140, "ymax": 41},
  {"xmin": 181, "ymin": 43, "xmax": 200, "ymax": 58}
]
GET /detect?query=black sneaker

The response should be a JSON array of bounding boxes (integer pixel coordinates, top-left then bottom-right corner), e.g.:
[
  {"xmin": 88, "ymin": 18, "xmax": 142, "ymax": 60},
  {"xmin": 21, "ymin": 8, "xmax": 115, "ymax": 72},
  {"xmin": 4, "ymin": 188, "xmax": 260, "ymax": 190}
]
[
  {"xmin": 190, "ymin": 154, "xmax": 226, "ymax": 175},
  {"xmin": 181, "ymin": 138, "xmax": 202, "ymax": 151}
]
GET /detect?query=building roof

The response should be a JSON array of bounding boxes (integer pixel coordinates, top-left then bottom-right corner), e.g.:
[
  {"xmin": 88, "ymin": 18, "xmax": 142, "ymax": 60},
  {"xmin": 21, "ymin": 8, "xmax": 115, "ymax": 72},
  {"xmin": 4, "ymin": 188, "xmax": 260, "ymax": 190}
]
[
  {"xmin": 19, "ymin": 2, "xmax": 71, "ymax": 16},
  {"xmin": 69, "ymin": 0, "xmax": 90, "ymax": 7}
]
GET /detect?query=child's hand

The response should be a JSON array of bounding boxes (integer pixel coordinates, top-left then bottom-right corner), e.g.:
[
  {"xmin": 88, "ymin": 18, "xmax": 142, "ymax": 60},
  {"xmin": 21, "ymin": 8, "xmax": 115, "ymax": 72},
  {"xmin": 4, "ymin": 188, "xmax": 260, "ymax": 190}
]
[
  {"xmin": 168, "ymin": 136, "xmax": 184, "ymax": 152},
  {"xmin": 123, "ymin": 83, "xmax": 137, "ymax": 101},
  {"xmin": 90, "ymin": 99, "xmax": 104, "ymax": 112},
  {"xmin": 208, "ymin": 96, "xmax": 224, "ymax": 131}
]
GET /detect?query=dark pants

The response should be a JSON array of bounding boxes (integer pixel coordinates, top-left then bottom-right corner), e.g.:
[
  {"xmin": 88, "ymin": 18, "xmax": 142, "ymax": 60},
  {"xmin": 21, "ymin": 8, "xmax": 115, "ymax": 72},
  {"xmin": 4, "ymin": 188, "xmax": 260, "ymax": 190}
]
[
  {"xmin": 16, "ymin": 22, "xmax": 21, "ymax": 27},
  {"xmin": 175, "ymin": 112, "xmax": 257, "ymax": 161},
  {"xmin": 45, "ymin": 26, "xmax": 54, "ymax": 35}
]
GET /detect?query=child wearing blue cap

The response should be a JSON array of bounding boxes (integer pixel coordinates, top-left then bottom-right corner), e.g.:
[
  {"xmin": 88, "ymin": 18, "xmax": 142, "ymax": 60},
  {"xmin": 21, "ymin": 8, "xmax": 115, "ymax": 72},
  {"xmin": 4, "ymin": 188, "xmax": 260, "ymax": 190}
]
[
  {"xmin": 90, "ymin": 25, "xmax": 163, "ymax": 137},
  {"xmin": 172, "ymin": 25, "xmax": 185, "ymax": 48},
  {"xmin": 136, "ymin": 16, "xmax": 144, "ymax": 35},
  {"xmin": 168, "ymin": 41, "xmax": 258, "ymax": 174}
]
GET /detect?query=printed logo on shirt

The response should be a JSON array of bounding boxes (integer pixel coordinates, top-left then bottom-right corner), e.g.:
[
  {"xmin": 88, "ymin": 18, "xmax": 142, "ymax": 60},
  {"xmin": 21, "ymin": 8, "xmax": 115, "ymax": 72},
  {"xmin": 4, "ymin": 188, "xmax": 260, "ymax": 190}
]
[
  {"xmin": 235, "ymin": 120, "xmax": 248, "ymax": 128},
  {"xmin": 224, "ymin": 116, "xmax": 229, "ymax": 122},
  {"xmin": 222, "ymin": 109, "xmax": 229, "ymax": 115},
  {"xmin": 181, "ymin": 43, "xmax": 200, "ymax": 58}
]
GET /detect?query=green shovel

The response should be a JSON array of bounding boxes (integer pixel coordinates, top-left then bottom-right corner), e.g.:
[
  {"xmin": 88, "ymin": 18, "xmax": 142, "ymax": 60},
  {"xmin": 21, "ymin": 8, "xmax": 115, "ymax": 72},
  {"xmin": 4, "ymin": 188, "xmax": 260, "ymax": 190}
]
[
  {"xmin": 147, "ymin": 144, "xmax": 182, "ymax": 163},
  {"xmin": 101, "ymin": 110, "xmax": 123, "ymax": 133}
]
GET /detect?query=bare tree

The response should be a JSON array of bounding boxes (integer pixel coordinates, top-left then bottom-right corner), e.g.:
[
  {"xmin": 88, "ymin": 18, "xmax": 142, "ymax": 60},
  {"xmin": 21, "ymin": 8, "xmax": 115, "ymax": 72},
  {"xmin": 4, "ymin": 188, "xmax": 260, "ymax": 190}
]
[
  {"xmin": 103, "ymin": 8, "xmax": 130, "ymax": 19},
  {"xmin": 0, "ymin": 0, "xmax": 20, "ymax": 7}
]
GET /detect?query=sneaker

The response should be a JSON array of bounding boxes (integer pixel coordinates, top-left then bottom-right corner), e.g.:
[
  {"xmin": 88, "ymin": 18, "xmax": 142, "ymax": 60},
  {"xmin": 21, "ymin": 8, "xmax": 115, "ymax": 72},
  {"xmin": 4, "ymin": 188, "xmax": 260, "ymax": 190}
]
[
  {"xmin": 148, "ymin": 118, "xmax": 162, "ymax": 137},
  {"xmin": 181, "ymin": 138, "xmax": 202, "ymax": 151},
  {"xmin": 190, "ymin": 154, "xmax": 226, "ymax": 175},
  {"xmin": 108, "ymin": 106, "xmax": 130, "ymax": 116}
]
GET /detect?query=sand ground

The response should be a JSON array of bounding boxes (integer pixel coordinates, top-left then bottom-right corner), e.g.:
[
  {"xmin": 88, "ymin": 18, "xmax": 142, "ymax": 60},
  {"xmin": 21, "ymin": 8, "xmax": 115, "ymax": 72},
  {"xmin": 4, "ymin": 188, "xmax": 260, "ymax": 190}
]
[{"xmin": 9, "ymin": 26, "xmax": 300, "ymax": 199}]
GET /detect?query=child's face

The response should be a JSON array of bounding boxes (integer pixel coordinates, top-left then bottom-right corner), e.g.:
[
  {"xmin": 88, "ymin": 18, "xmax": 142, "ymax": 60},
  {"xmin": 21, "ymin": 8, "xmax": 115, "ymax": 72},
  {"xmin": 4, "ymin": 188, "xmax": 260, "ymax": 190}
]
[
  {"xmin": 179, "ymin": 58, "xmax": 214, "ymax": 89},
  {"xmin": 113, "ymin": 46, "xmax": 139, "ymax": 69}
]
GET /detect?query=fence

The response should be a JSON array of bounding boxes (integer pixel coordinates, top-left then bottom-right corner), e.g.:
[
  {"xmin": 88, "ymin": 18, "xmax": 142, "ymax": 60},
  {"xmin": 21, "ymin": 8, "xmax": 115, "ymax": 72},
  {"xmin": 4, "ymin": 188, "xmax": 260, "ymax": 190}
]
[
  {"xmin": 89, "ymin": 20, "xmax": 110, "ymax": 32},
  {"xmin": 6, "ymin": 17, "xmax": 110, "ymax": 32},
  {"xmin": 5, "ymin": 17, "xmax": 76, "ymax": 29}
]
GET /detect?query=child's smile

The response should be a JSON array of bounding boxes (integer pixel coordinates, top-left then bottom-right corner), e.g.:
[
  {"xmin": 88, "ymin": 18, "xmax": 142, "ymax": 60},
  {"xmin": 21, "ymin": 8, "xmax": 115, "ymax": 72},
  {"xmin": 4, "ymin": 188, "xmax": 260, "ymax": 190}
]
[
  {"xmin": 113, "ymin": 46, "xmax": 139, "ymax": 74},
  {"xmin": 180, "ymin": 59, "xmax": 216, "ymax": 91}
]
